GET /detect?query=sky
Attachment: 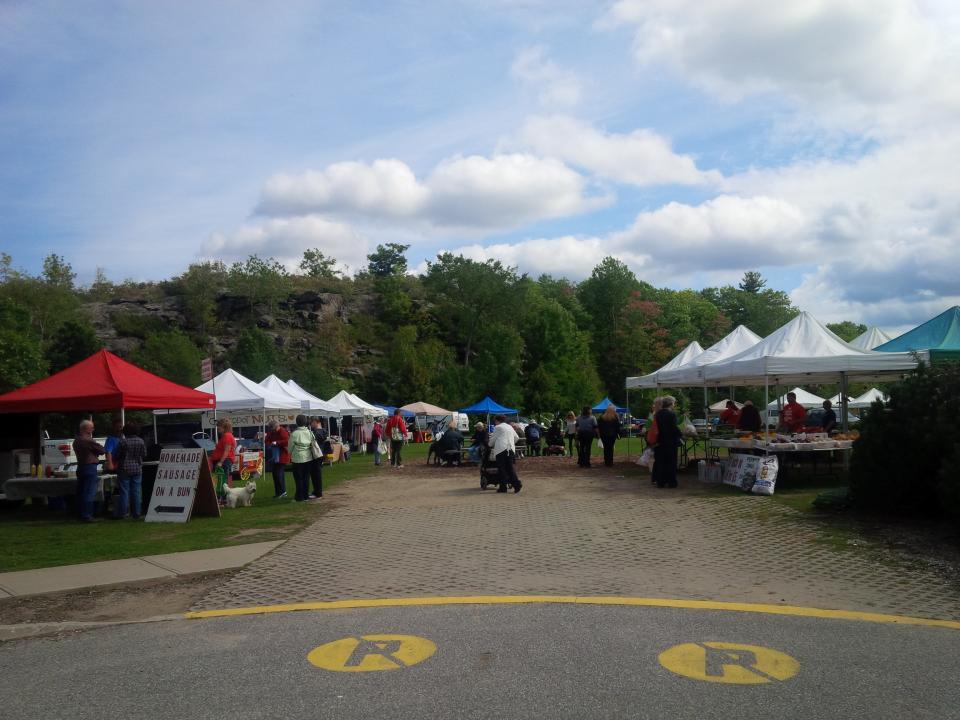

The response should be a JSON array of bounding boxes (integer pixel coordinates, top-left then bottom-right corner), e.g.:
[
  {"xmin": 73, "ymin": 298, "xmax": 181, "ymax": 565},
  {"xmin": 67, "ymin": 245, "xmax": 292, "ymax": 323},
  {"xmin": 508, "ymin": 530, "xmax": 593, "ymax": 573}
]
[{"xmin": 1, "ymin": 0, "xmax": 959, "ymax": 334}]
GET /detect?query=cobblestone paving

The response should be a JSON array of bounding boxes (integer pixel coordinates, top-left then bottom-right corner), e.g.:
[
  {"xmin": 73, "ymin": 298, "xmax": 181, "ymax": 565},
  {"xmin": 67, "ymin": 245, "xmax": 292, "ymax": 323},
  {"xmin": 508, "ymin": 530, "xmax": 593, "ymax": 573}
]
[{"xmin": 195, "ymin": 459, "xmax": 960, "ymax": 619}]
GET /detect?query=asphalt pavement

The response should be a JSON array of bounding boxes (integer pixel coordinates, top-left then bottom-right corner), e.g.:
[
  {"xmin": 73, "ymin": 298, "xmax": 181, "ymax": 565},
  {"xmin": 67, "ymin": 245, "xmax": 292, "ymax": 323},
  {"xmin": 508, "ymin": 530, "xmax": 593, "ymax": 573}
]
[{"xmin": 2, "ymin": 603, "xmax": 958, "ymax": 720}]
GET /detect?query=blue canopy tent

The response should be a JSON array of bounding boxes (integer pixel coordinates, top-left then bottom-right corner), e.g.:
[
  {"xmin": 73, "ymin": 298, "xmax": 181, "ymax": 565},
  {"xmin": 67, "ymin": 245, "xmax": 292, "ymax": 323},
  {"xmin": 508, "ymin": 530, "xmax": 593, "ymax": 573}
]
[
  {"xmin": 874, "ymin": 306, "xmax": 960, "ymax": 363},
  {"xmin": 592, "ymin": 396, "xmax": 627, "ymax": 413},
  {"xmin": 459, "ymin": 395, "xmax": 519, "ymax": 429}
]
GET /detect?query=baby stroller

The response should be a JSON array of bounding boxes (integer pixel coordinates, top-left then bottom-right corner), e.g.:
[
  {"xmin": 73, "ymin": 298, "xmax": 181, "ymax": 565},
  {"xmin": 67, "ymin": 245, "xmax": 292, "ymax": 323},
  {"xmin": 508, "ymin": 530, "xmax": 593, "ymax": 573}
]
[{"xmin": 479, "ymin": 445, "xmax": 502, "ymax": 490}]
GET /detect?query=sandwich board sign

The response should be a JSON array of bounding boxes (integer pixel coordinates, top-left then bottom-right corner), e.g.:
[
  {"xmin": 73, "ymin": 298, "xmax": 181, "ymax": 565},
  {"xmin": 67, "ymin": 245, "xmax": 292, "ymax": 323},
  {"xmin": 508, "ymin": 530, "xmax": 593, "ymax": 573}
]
[{"xmin": 145, "ymin": 448, "xmax": 221, "ymax": 523}]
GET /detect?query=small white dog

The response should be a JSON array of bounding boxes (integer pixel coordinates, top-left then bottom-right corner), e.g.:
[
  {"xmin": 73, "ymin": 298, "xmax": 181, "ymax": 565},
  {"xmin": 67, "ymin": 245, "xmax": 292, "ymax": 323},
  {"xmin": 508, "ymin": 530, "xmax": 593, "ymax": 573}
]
[{"xmin": 223, "ymin": 481, "xmax": 257, "ymax": 508}]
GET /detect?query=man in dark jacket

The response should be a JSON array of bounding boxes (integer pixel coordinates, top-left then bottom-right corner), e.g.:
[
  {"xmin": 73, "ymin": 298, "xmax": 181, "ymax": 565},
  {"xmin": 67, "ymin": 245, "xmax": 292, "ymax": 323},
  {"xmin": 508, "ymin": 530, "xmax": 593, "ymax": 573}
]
[{"xmin": 652, "ymin": 396, "xmax": 681, "ymax": 488}]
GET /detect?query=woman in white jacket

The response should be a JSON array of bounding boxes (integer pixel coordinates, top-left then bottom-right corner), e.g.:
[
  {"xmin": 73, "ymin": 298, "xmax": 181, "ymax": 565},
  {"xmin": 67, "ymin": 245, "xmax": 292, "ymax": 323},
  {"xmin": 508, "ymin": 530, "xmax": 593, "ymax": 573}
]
[{"xmin": 488, "ymin": 414, "xmax": 522, "ymax": 494}]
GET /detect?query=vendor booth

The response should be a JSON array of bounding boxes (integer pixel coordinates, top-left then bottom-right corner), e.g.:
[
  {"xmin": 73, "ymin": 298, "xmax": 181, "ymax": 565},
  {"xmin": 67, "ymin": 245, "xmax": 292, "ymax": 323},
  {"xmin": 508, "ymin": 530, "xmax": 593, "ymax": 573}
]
[
  {"xmin": 0, "ymin": 350, "xmax": 216, "ymax": 513},
  {"xmin": 400, "ymin": 401, "xmax": 454, "ymax": 442}
]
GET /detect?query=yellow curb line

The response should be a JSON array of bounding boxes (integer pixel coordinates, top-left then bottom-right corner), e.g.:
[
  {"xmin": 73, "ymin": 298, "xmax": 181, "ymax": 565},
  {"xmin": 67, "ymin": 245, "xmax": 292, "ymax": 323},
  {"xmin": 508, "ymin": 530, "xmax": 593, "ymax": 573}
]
[{"xmin": 185, "ymin": 595, "xmax": 960, "ymax": 630}]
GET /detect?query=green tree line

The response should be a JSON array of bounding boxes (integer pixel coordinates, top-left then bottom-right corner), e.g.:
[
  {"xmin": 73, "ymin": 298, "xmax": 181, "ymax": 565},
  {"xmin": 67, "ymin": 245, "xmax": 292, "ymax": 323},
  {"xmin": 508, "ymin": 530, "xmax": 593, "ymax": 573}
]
[{"xmin": 1, "ymin": 248, "xmax": 863, "ymax": 417}]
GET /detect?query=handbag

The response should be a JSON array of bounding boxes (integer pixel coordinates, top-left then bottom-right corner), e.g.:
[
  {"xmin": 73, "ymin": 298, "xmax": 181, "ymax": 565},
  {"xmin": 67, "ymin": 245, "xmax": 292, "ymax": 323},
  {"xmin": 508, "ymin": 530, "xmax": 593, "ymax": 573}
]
[
  {"xmin": 646, "ymin": 417, "xmax": 659, "ymax": 446},
  {"xmin": 377, "ymin": 438, "xmax": 387, "ymax": 454},
  {"xmin": 309, "ymin": 438, "xmax": 323, "ymax": 460},
  {"xmin": 390, "ymin": 426, "xmax": 403, "ymax": 442}
]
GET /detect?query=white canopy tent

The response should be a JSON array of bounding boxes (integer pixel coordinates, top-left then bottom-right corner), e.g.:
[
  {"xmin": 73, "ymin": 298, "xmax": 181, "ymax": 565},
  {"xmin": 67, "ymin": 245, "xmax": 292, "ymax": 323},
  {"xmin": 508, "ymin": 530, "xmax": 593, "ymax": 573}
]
[
  {"xmin": 284, "ymin": 376, "xmax": 340, "ymax": 417},
  {"xmin": 702, "ymin": 313, "xmax": 923, "ymax": 387},
  {"xmin": 655, "ymin": 325, "xmax": 763, "ymax": 387},
  {"xmin": 766, "ymin": 387, "xmax": 826, "ymax": 410},
  {"xmin": 327, "ymin": 390, "xmax": 384, "ymax": 417},
  {"xmin": 194, "ymin": 368, "xmax": 301, "ymax": 413},
  {"xmin": 708, "ymin": 398, "xmax": 743, "ymax": 412},
  {"xmin": 625, "ymin": 341, "xmax": 704, "ymax": 389},
  {"xmin": 849, "ymin": 327, "xmax": 893, "ymax": 351},
  {"xmin": 848, "ymin": 387, "xmax": 889, "ymax": 409}
]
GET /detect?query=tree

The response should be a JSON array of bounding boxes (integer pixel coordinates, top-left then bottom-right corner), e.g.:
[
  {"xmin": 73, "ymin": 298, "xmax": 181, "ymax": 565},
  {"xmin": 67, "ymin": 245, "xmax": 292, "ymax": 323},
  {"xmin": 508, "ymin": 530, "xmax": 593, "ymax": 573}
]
[
  {"xmin": 700, "ymin": 274, "xmax": 798, "ymax": 337},
  {"xmin": 827, "ymin": 321, "xmax": 867, "ymax": 342},
  {"xmin": 0, "ymin": 297, "xmax": 47, "ymax": 391},
  {"xmin": 576, "ymin": 257, "xmax": 642, "ymax": 397},
  {"xmin": 739, "ymin": 270, "xmax": 766, "ymax": 293},
  {"xmin": 299, "ymin": 248, "xmax": 340, "ymax": 279},
  {"xmin": 227, "ymin": 255, "xmax": 290, "ymax": 313},
  {"xmin": 367, "ymin": 243, "xmax": 409, "ymax": 277},
  {"xmin": 132, "ymin": 330, "xmax": 205, "ymax": 386},
  {"xmin": 230, "ymin": 328, "xmax": 280, "ymax": 380},
  {"xmin": 171, "ymin": 261, "xmax": 227, "ymax": 334},
  {"xmin": 42, "ymin": 253, "xmax": 76, "ymax": 289},
  {"xmin": 423, "ymin": 253, "xmax": 520, "ymax": 369},
  {"xmin": 45, "ymin": 319, "xmax": 101, "ymax": 373}
]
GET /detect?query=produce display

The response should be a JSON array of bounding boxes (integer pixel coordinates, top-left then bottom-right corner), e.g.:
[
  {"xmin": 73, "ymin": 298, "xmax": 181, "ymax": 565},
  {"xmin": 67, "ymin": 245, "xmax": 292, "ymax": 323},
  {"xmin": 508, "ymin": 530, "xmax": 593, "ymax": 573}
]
[{"xmin": 710, "ymin": 430, "xmax": 858, "ymax": 451}]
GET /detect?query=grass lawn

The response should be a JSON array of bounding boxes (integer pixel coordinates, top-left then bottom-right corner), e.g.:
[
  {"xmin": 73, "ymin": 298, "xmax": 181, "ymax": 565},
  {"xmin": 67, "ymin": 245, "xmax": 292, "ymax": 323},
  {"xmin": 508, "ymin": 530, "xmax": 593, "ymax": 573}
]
[{"xmin": 0, "ymin": 445, "xmax": 419, "ymax": 573}]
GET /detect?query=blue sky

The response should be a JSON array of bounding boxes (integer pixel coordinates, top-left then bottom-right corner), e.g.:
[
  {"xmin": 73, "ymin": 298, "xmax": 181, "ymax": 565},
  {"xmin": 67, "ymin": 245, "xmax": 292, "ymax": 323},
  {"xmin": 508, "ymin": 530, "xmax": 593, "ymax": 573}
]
[{"xmin": 2, "ymin": 1, "xmax": 959, "ymax": 333}]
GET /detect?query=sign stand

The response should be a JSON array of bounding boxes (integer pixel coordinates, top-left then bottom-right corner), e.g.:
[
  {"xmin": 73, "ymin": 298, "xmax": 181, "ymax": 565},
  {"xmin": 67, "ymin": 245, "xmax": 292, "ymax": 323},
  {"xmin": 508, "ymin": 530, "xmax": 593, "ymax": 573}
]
[{"xmin": 146, "ymin": 448, "xmax": 221, "ymax": 523}]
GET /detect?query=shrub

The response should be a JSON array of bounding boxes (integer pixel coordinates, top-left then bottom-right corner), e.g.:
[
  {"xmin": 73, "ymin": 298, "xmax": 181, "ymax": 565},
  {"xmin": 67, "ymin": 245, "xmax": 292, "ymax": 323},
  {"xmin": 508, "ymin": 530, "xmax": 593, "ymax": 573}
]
[{"xmin": 850, "ymin": 362, "xmax": 960, "ymax": 520}]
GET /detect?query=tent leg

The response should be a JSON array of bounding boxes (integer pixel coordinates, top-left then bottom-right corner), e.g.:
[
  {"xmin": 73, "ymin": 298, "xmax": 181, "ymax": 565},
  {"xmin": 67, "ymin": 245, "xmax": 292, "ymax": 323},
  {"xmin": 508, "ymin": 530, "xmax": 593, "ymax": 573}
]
[
  {"xmin": 764, "ymin": 377, "xmax": 769, "ymax": 431},
  {"xmin": 626, "ymin": 388, "xmax": 630, "ymax": 460},
  {"xmin": 153, "ymin": 414, "xmax": 158, "ymax": 446}
]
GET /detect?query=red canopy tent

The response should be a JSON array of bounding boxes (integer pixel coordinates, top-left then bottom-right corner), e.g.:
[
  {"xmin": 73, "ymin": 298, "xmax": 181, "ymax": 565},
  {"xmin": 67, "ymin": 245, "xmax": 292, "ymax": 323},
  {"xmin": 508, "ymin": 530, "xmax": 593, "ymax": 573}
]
[{"xmin": 0, "ymin": 350, "xmax": 216, "ymax": 413}]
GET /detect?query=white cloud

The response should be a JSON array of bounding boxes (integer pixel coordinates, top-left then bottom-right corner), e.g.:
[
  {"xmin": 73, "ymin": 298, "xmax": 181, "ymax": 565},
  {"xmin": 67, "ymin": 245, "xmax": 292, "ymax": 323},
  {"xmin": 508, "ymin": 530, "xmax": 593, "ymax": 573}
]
[
  {"xmin": 202, "ymin": 216, "xmax": 368, "ymax": 273},
  {"xmin": 601, "ymin": 0, "xmax": 958, "ymax": 134},
  {"xmin": 425, "ymin": 153, "xmax": 610, "ymax": 228},
  {"xmin": 258, "ymin": 159, "xmax": 429, "ymax": 218},
  {"xmin": 438, "ymin": 235, "xmax": 615, "ymax": 279},
  {"xmin": 610, "ymin": 194, "xmax": 810, "ymax": 269},
  {"xmin": 510, "ymin": 46, "xmax": 582, "ymax": 107},
  {"xmin": 257, "ymin": 153, "xmax": 610, "ymax": 232},
  {"xmin": 519, "ymin": 115, "xmax": 720, "ymax": 186}
]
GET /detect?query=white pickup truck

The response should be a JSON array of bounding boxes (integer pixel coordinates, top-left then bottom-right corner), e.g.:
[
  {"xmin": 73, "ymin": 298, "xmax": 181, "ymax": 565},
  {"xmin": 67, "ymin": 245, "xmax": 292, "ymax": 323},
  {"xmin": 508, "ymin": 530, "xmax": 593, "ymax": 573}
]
[{"xmin": 40, "ymin": 436, "xmax": 107, "ymax": 477}]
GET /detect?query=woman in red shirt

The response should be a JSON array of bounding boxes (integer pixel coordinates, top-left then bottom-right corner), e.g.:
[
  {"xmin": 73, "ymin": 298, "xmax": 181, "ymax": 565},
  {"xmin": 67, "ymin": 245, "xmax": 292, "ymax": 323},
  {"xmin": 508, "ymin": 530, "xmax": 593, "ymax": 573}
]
[
  {"xmin": 264, "ymin": 420, "xmax": 291, "ymax": 498},
  {"xmin": 385, "ymin": 409, "xmax": 408, "ymax": 468},
  {"xmin": 210, "ymin": 419, "xmax": 237, "ymax": 491}
]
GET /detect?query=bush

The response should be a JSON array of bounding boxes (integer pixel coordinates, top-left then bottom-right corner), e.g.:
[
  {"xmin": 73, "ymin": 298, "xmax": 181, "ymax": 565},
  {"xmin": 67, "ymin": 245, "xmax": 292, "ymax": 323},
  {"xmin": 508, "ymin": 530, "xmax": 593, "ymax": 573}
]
[{"xmin": 850, "ymin": 362, "xmax": 960, "ymax": 520}]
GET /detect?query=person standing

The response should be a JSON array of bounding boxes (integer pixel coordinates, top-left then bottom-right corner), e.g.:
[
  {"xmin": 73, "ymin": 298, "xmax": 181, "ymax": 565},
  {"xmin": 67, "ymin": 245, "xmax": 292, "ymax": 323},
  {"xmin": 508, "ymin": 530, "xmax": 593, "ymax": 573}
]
[
  {"xmin": 719, "ymin": 400, "xmax": 740, "ymax": 427},
  {"xmin": 575, "ymin": 406, "xmax": 598, "ymax": 468},
  {"xmin": 564, "ymin": 411, "xmax": 577, "ymax": 457},
  {"xmin": 103, "ymin": 417, "xmax": 123, "ymax": 474},
  {"xmin": 488, "ymin": 414, "xmax": 521, "ymax": 493},
  {"xmin": 596, "ymin": 405, "xmax": 622, "ymax": 467},
  {"xmin": 113, "ymin": 422, "xmax": 146, "ymax": 519},
  {"xmin": 371, "ymin": 418, "xmax": 385, "ymax": 466},
  {"xmin": 264, "ymin": 420, "xmax": 290, "ymax": 498},
  {"xmin": 73, "ymin": 419, "xmax": 105, "ymax": 522},
  {"xmin": 288, "ymin": 415, "xmax": 314, "ymax": 502},
  {"xmin": 820, "ymin": 400, "xmax": 838, "ymax": 434},
  {"xmin": 652, "ymin": 396, "xmax": 681, "ymax": 488},
  {"xmin": 736, "ymin": 400, "xmax": 762, "ymax": 432},
  {"xmin": 210, "ymin": 419, "xmax": 237, "ymax": 496},
  {"xmin": 308, "ymin": 417, "xmax": 327, "ymax": 498},
  {"xmin": 779, "ymin": 392, "xmax": 808, "ymax": 433},
  {"xmin": 385, "ymin": 409, "xmax": 408, "ymax": 468}
]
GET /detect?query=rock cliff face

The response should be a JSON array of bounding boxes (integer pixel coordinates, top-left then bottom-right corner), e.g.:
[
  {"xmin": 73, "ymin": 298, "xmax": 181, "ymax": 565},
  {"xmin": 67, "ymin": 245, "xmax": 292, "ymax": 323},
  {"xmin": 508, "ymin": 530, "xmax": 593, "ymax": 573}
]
[{"xmin": 82, "ymin": 288, "xmax": 375, "ymax": 375}]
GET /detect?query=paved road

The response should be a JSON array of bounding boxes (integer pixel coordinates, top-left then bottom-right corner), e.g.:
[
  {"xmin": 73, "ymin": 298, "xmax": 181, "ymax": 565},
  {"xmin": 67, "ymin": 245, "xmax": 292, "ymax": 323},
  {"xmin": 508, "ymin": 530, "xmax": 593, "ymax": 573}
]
[
  {"xmin": 195, "ymin": 457, "xmax": 960, "ymax": 620},
  {"xmin": 3, "ymin": 603, "xmax": 958, "ymax": 719}
]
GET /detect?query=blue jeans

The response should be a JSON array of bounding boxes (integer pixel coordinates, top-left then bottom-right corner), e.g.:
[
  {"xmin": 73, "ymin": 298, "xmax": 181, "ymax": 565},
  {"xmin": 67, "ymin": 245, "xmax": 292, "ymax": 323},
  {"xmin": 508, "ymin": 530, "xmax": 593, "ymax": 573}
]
[
  {"xmin": 76, "ymin": 463, "xmax": 99, "ymax": 520},
  {"xmin": 114, "ymin": 472, "xmax": 142, "ymax": 518}
]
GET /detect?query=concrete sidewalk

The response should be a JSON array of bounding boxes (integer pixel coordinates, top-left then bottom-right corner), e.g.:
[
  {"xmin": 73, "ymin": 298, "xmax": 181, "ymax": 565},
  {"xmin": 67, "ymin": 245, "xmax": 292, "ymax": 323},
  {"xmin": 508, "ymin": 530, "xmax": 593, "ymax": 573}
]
[{"xmin": 0, "ymin": 541, "xmax": 283, "ymax": 598}]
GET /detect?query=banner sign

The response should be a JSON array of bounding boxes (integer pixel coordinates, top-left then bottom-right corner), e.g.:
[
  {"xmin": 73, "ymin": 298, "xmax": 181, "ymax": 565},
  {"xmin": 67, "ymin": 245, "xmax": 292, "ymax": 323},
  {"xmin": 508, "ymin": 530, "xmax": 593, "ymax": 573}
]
[
  {"xmin": 145, "ymin": 448, "xmax": 220, "ymax": 523},
  {"xmin": 200, "ymin": 357, "xmax": 213, "ymax": 382},
  {"xmin": 200, "ymin": 411, "xmax": 299, "ymax": 429},
  {"xmin": 722, "ymin": 453, "xmax": 760, "ymax": 491}
]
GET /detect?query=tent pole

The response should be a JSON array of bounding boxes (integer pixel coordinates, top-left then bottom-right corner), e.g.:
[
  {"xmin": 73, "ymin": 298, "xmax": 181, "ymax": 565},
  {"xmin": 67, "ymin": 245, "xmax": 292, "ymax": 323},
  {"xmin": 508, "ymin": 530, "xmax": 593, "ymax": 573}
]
[
  {"xmin": 625, "ymin": 387, "xmax": 630, "ymax": 460},
  {"xmin": 153, "ymin": 414, "xmax": 157, "ymax": 446},
  {"xmin": 840, "ymin": 372, "xmax": 849, "ymax": 433},
  {"xmin": 764, "ymin": 377, "xmax": 769, "ymax": 431}
]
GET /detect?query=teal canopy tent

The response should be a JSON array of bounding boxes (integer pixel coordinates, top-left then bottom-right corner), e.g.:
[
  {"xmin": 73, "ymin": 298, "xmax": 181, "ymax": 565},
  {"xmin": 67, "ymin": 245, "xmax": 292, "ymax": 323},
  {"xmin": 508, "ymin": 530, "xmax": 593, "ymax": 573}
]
[{"xmin": 874, "ymin": 306, "xmax": 960, "ymax": 363}]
